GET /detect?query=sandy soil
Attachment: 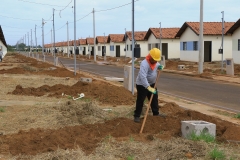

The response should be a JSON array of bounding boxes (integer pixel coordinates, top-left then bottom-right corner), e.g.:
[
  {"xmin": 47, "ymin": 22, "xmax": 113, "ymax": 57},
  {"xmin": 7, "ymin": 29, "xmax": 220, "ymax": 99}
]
[{"xmin": 0, "ymin": 53, "xmax": 240, "ymax": 160}]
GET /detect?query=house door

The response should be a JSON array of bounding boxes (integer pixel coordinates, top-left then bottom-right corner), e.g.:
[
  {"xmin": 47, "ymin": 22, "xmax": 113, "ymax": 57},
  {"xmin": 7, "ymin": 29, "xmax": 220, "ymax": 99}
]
[
  {"xmin": 204, "ymin": 41, "xmax": 212, "ymax": 62},
  {"xmin": 116, "ymin": 45, "xmax": 120, "ymax": 57},
  {"xmin": 91, "ymin": 47, "xmax": 94, "ymax": 56},
  {"xmin": 162, "ymin": 43, "xmax": 168, "ymax": 60},
  {"xmin": 102, "ymin": 46, "xmax": 105, "ymax": 56},
  {"xmin": 83, "ymin": 47, "xmax": 86, "ymax": 55}
]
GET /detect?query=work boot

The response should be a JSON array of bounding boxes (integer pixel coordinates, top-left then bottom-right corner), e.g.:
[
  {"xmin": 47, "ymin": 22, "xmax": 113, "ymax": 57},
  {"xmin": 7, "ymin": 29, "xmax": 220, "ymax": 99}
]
[
  {"xmin": 156, "ymin": 112, "xmax": 167, "ymax": 118},
  {"xmin": 134, "ymin": 117, "xmax": 140, "ymax": 123}
]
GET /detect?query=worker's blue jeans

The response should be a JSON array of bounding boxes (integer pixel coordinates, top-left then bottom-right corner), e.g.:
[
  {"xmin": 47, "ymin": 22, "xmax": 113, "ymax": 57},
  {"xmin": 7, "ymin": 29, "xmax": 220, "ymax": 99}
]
[{"xmin": 134, "ymin": 84, "xmax": 159, "ymax": 118}]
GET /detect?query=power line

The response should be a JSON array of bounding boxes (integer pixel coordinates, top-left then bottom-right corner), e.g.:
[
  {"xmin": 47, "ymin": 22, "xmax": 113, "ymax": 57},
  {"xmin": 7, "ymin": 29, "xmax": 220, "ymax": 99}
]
[
  {"xmin": 96, "ymin": 0, "xmax": 139, "ymax": 12},
  {"xmin": 56, "ymin": 0, "xmax": 73, "ymax": 18},
  {"xmin": 1, "ymin": 24, "xmax": 28, "ymax": 29},
  {"xmin": 18, "ymin": 0, "xmax": 71, "ymax": 8},
  {"xmin": 0, "ymin": 14, "xmax": 41, "ymax": 21},
  {"xmin": 56, "ymin": 23, "xmax": 67, "ymax": 31}
]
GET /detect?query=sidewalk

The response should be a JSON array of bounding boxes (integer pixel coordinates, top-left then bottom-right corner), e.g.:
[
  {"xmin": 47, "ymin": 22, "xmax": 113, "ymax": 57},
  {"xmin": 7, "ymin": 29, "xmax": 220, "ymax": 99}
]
[{"xmin": 163, "ymin": 69, "xmax": 240, "ymax": 84}]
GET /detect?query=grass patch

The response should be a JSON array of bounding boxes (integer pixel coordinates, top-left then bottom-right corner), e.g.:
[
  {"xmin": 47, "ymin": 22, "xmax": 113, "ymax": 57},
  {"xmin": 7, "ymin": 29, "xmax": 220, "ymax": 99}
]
[
  {"xmin": 127, "ymin": 155, "xmax": 134, "ymax": 160},
  {"xmin": 234, "ymin": 113, "xmax": 240, "ymax": 119},
  {"xmin": 0, "ymin": 107, "xmax": 5, "ymax": 112},
  {"xmin": 188, "ymin": 130, "xmax": 215, "ymax": 143},
  {"xmin": 209, "ymin": 147, "xmax": 226, "ymax": 160}
]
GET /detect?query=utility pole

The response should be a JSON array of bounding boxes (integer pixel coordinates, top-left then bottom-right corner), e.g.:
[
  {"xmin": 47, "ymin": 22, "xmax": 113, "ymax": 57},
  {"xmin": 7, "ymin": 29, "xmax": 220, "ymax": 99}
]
[
  {"xmin": 74, "ymin": 0, "xmax": 76, "ymax": 75},
  {"xmin": 28, "ymin": 32, "xmax": 29, "ymax": 50},
  {"xmin": 198, "ymin": 0, "xmax": 204, "ymax": 74},
  {"xmin": 67, "ymin": 21, "xmax": 69, "ymax": 57},
  {"xmin": 221, "ymin": 11, "xmax": 224, "ymax": 73},
  {"xmin": 42, "ymin": 18, "xmax": 45, "ymax": 56},
  {"xmin": 131, "ymin": 0, "xmax": 135, "ymax": 95},
  {"xmin": 31, "ymin": 29, "xmax": 32, "ymax": 55},
  {"xmin": 104, "ymin": 32, "xmax": 106, "ymax": 61},
  {"xmin": 159, "ymin": 22, "xmax": 162, "ymax": 50},
  {"xmin": 25, "ymin": 34, "xmax": 26, "ymax": 46},
  {"xmin": 53, "ymin": 8, "xmax": 56, "ymax": 65},
  {"xmin": 93, "ymin": 8, "xmax": 96, "ymax": 62},
  {"xmin": 125, "ymin": 28, "xmax": 127, "ymax": 61},
  {"xmin": 51, "ymin": 29, "xmax": 53, "ymax": 55},
  {"xmin": 35, "ymin": 24, "xmax": 37, "ymax": 52}
]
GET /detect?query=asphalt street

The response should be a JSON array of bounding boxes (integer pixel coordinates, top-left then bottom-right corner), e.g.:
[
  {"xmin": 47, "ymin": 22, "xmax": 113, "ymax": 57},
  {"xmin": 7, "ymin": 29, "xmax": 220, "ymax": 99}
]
[{"xmin": 33, "ymin": 54, "xmax": 240, "ymax": 112}]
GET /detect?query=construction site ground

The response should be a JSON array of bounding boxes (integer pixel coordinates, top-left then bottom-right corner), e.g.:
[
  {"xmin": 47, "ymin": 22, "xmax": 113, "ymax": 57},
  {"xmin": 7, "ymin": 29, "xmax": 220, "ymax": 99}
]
[{"xmin": 0, "ymin": 53, "xmax": 240, "ymax": 160}]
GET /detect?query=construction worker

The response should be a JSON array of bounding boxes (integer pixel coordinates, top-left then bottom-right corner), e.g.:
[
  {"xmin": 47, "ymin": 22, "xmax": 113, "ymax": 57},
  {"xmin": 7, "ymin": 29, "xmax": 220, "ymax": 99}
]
[
  {"xmin": 0, "ymin": 48, "xmax": 3, "ymax": 62},
  {"xmin": 134, "ymin": 48, "xmax": 166, "ymax": 123}
]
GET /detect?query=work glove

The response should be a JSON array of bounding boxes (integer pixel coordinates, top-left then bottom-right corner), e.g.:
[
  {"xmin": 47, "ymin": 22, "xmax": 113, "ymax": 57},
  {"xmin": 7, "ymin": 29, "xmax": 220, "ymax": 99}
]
[
  {"xmin": 147, "ymin": 86, "xmax": 157, "ymax": 94},
  {"xmin": 158, "ymin": 65, "xmax": 164, "ymax": 70}
]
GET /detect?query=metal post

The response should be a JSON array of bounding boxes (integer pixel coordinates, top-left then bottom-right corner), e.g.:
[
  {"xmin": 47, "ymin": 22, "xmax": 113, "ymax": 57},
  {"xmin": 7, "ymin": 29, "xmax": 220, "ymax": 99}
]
[
  {"xmin": 198, "ymin": 0, "xmax": 204, "ymax": 74},
  {"xmin": 74, "ymin": 0, "xmax": 76, "ymax": 75},
  {"xmin": 53, "ymin": 8, "xmax": 56, "ymax": 65},
  {"xmin": 35, "ymin": 24, "xmax": 37, "ymax": 53},
  {"xmin": 67, "ymin": 21, "xmax": 69, "ymax": 57},
  {"xmin": 131, "ymin": 0, "xmax": 135, "ymax": 95},
  {"xmin": 159, "ymin": 22, "xmax": 162, "ymax": 50},
  {"xmin": 25, "ymin": 34, "xmax": 26, "ymax": 46},
  {"xmin": 125, "ymin": 28, "xmax": 127, "ymax": 61},
  {"xmin": 28, "ymin": 32, "xmax": 29, "ymax": 51},
  {"xmin": 104, "ymin": 32, "xmax": 106, "ymax": 61},
  {"xmin": 42, "ymin": 18, "xmax": 45, "ymax": 56},
  {"xmin": 93, "ymin": 8, "xmax": 96, "ymax": 62},
  {"xmin": 221, "ymin": 11, "xmax": 224, "ymax": 73}
]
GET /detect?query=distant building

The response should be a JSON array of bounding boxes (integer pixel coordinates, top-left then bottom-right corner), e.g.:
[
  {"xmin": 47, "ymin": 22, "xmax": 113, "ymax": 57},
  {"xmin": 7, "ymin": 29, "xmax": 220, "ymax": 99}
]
[{"xmin": 0, "ymin": 25, "xmax": 7, "ymax": 57}]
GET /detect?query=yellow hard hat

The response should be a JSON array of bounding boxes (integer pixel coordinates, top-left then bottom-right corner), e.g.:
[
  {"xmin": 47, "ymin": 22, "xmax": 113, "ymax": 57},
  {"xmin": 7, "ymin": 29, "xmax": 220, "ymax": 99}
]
[{"xmin": 149, "ymin": 48, "xmax": 161, "ymax": 61}]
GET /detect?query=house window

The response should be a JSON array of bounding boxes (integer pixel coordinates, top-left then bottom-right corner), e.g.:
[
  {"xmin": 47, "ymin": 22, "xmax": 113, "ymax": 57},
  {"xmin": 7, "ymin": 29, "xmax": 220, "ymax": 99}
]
[
  {"xmin": 183, "ymin": 42, "xmax": 187, "ymax": 50},
  {"xmin": 130, "ymin": 45, "xmax": 132, "ymax": 51},
  {"xmin": 148, "ymin": 44, "xmax": 151, "ymax": 51},
  {"xmin": 98, "ymin": 46, "xmax": 101, "ymax": 51},
  {"xmin": 193, "ymin": 41, "xmax": 198, "ymax": 51},
  {"xmin": 127, "ymin": 45, "xmax": 129, "ymax": 51},
  {"xmin": 238, "ymin": 39, "xmax": 240, "ymax": 51},
  {"xmin": 110, "ymin": 45, "xmax": 114, "ymax": 51},
  {"xmin": 155, "ymin": 43, "xmax": 159, "ymax": 49}
]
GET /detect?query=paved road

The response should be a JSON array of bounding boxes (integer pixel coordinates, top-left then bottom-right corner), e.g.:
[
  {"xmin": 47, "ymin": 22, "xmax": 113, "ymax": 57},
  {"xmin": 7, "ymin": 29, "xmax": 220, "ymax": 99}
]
[{"xmin": 29, "ymin": 54, "xmax": 240, "ymax": 112}]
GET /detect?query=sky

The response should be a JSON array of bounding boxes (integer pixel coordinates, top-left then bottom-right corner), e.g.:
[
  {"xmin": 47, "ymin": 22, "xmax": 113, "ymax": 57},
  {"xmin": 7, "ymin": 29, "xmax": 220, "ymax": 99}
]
[{"xmin": 1, "ymin": 0, "xmax": 240, "ymax": 46}]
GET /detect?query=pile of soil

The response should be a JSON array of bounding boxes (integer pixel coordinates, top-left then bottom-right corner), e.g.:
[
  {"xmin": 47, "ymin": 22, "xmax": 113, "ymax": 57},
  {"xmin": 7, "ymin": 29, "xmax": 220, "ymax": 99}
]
[
  {"xmin": 0, "ymin": 102, "xmax": 239, "ymax": 156},
  {"xmin": 11, "ymin": 80, "xmax": 136, "ymax": 105}
]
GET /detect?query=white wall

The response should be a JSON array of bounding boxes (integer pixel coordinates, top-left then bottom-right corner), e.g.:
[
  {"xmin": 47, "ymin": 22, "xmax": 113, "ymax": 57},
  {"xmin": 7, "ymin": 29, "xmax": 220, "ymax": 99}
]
[
  {"xmin": 0, "ymin": 41, "xmax": 7, "ymax": 58},
  {"xmin": 126, "ymin": 38, "xmax": 148, "ymax": 57},
  {"xmin": 97, "ymin": 43, "xmax": 110, "ymax": 56},
  {"xmin": 109, "ymin": 41, "xmax": 125, "ymax": 57},
  {"xmin": 232, "ymin": 27, "xmax": 240, "ymax": 64},
  {"xmin": 180, "ymin": 27, "xmax": 232, "ymax": 62},
  {"xmin": 148, "ymin": 33, "xmax": 180, "ymax": 59}
]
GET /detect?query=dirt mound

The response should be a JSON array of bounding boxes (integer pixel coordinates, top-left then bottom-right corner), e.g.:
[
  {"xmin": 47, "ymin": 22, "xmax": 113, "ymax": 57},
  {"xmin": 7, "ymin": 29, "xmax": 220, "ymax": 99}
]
[
  {"xmin": 0, "ymin": 68, "xmax": 27, "ymax": 74},
  {"xmin": 57, "ymin": 101, "xmax": 110, "ymax": 124},
  {"xmin": 11, "ymin": 80, "xmax": 136, "ymax": 105},
  {"xmin": 161, "ymin": 102, "xmax": 185, "ymax": 115},
  {"xmin": 0, "ymin": 106, "xmax": 240, "ymax": 156},
  {"xmin": 165, "ymin": 60, "xmax": 178, "ymax": 70}
]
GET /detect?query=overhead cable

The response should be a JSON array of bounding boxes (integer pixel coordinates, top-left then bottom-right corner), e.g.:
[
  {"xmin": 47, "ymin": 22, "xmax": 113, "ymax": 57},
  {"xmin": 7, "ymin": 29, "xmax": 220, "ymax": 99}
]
[
  {"xmin": 96, "ymin": 0, "xmax": 140, "ymax": 12},
  {"xmin": 56, "ymin": 23, "xmax": 66, "ymax": 31},
  {"xmin": 0, "ymin": 14, "xmax": 41, "ymax": 21},
  {"xmin": 18, "ymin": 0, "xmax": 71, "ymax": 8}
]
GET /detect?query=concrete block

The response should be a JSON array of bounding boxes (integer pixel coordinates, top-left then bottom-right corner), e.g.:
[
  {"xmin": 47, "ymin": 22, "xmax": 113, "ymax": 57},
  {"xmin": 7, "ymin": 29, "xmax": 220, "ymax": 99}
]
[
  {"xmin": 181, "ymin": 120, "xmax": 216, "ymax": 138},
  {"xmin": 80, "ymin": 77, "xmax": 92, "ymax": 83},
  {"xmin": 178, "ymin": 65, "xmax": 185, "ymax": 70},
  {"xmin": 104, "ymin": 77, "xmax": 123, "ymax": 82}
]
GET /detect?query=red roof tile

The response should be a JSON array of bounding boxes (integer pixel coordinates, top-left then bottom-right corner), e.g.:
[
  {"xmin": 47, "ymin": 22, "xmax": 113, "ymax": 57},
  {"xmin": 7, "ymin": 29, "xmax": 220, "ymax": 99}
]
[
  {"xmin": 176, "ymin": 22, "xmax": 235, "ymax": 37},
  {"xmin": 96, "ymin": 36, "xmax": 108, "ymax": 44},
  {"xmin": 126, "ymin": 31, "xmax": 147, "ymax": 41},
  {"xmin": 79, "ymin": 39, "xmax": 87, "ymax": 45},
  {"xmin": 86, "ymin": 38, "xmax": 94, "ymax": 45},
  {"xmin": 226, "ymin": 19, "xmax": 240, "ymax": 34},
  {"xmin": 107, "ymin": 34, "xmax": 125, "ymax": 43},
  {"xmin": 145, "ymin": 28, "xmax": 180, "ymax": 39}
]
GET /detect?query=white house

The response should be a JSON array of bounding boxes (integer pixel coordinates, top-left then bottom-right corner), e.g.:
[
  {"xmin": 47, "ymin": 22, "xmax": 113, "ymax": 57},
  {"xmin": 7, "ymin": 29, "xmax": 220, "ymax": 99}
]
[
  {"xmin": 107, "ymin": 34, "xmax": 125, "ymax": 57},
  {"xmin": 226, "ymin": 19, "xmax": 240, "ymax": 64},
  {"xmin": 125, "ymin": 31, "xmax": 148, "ymax": 58},
  {"xmin": 176, "ymin": 22, "xmax": 234, "ymax": 62},
  {"xmin": 96, "ymin": 36, "xmax": 109, "ymax": 57},
  {"xmin": 0, "ymin": 26, "xmax": 7, "ymax": 57},
  {"xmin": 145, "ymin": 28, "xmax": 180, "ymax": 59},
  {"xmin": 79, "ymin": 39, "xmax": 87, "ymax": 55},
  {"xmin": 86, "ymin": 38, "xmax": 95, "ymax": 56}
]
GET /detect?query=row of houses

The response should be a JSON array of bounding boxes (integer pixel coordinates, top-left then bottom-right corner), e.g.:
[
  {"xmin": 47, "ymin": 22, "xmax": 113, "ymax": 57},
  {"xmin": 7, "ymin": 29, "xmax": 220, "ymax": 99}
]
[
  {"xmin": 44, "ymin": 19, "xmax": 240, "ymax": 64},
  {"xmin": 0, "ymin": 26, "xmax": 7, "ymax": 58}
]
